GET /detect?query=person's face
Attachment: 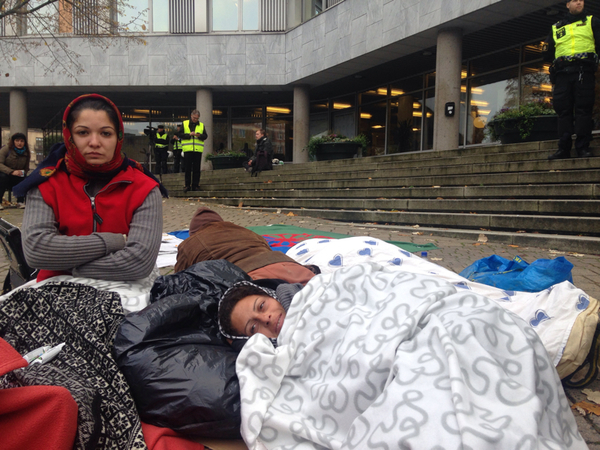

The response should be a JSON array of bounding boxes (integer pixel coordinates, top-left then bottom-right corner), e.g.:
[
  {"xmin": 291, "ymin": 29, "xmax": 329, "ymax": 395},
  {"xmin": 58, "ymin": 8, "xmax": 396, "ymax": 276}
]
[
  {"xmin": 567, "ymin": 0, "xmax": 584, "ymax": 14},
  {"xmin": 13, "ymin": 138, "xmax": 25, "ymax": 148},
  {"xmin": 231, "ymin": 294, "xmax": 286, "ymax": 338},
  {"xmin": 255, "ymin": 130, "xmax": 264, "ymax": 140},
  {"xmin": 191, "ymin": 113, "xmax": 200, "ymax": 124},
  {"xmin": 71, "ymin": 109, "xmax": 118, "ymax": 165}
]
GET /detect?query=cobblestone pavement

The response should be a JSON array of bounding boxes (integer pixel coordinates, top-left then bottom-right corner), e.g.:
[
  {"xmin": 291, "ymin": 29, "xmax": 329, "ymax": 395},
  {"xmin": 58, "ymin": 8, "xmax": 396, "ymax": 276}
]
[{"xmin": 1, "ymin": 197, "xmax": 600, "ymax": 447}]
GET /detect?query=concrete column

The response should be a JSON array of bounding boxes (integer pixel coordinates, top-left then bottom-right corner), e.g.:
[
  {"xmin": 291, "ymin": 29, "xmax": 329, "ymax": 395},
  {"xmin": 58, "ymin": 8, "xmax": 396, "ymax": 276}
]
[
  {"xmin": 196, "ymin": 88, "xmax": 213, "ymax": 170},
  {"xmin": 433, "ymin": 28, "xmax": 462, "ymax": 151},
  {"xmin": 293, "ymin": 84, "xmax": 310, "ymax": 163},
  {"xmin": 10, "ymin": 89, "xmax": 28, "ymax": 136}
]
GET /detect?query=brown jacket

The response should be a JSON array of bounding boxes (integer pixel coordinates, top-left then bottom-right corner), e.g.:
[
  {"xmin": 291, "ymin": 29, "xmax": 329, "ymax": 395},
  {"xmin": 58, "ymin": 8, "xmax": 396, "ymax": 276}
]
[
  {"xmin": 0, "ymin": 145, "xmax": 30, "ymax": 175},
  {"xmin": 175, "ymin": 221, "xmax": 298, "ymax": 274}
]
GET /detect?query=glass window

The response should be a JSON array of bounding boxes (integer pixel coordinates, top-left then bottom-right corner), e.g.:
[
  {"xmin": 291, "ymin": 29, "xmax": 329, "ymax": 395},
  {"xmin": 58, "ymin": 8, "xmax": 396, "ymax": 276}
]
[
  {"xmin": 521, "ymin": 63, "xmax": 552, "ymax": 104},
  {"xmin": 359, "ymin": 100, "xmax": 387, "ymax": 156},
  {"xmin": 332, "ymin": 110, "xmax": 355, "ymax": 137},
  {"xmin": 387, "ymin": 94, "xmax": 422, "ymax": 154},
  {"xmin": 523, "ymin": 41, "xmax": 546, "ymax": 63},
  {"xmin": 153, "ymin": 0, "xmax": 169, "ymax": 32},
  {"xmin": 422, "ymin": 89, "xmax": 435, "ymax": 150},
  {"xmin": 331, "ymin": 94, "xmax": 354, "ymax": 111},
  {"xmin": 232, "ymin": 121, "xmax": 262, "ymax": 152},
  {"xmin": 390, "ymin": 75, "xmax": 423, "ymax": 97},
  {"xmin": 469, "ymin": 47, "xmax": 520, "ymax": 76},
  {"xmin": 242, "ymin": 0, "xmax": 259, "ymax": 30},
  {"xmin": 266, "ymin": 105, "xmax": 292, "ymax": 117},
  {"xmin": 309, "ymin": 113, "xmax": 328, "ymax": 138},
  {"xmin": 27, "ymin": 0, "xmax": 58, "ymax": 35},
  {"xmin": 213, "ymin": 120, "xmax": 229, "ymax": 152},
  {"xmin": 233, "ymin": 106, "xmax": 263, "ymax": 118},
  {"xmin": 213, "ymin": 0, "xmax": 239, "ymax": 31},
  {"xmin": 303, "ymin": 0, "xmax": 323, "ymax": 21},
  {"xmin": 120, "ymin": 0, "xmax": 148, "ymax": 31},
  {"xmin": 267, "ymin": 118, "xmax": 292, "ymax": 160},
  {"xmin": 310, "ymin": 100, "xmax": 329, "ymax": 114},
  {"xmin": 466, "ymin": 67, "xmax": 519, "ymax": 145},
  {"xmin": 360, "ymin": 87, "xmax": 387, "ymax": 105}
]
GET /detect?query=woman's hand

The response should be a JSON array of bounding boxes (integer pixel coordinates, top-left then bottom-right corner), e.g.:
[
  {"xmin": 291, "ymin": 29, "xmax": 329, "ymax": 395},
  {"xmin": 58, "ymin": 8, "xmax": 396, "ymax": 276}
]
[{"xmin": 11, "ymin": 170, "xmax": 25, "ymax": 177}]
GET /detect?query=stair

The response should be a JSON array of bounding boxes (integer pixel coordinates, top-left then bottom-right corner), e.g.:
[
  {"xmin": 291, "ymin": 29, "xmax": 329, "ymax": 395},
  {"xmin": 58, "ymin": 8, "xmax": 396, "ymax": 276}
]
[{"xmin": 161, "ymin": 139, "xmax": 600, "ymax": 253}]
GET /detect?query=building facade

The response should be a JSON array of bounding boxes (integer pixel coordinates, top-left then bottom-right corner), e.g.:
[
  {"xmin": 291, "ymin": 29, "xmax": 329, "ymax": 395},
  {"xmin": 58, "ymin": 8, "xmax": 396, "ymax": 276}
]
[{"xmin": 0, "ymin": 0, "xmax": 595, "ymax": 164}]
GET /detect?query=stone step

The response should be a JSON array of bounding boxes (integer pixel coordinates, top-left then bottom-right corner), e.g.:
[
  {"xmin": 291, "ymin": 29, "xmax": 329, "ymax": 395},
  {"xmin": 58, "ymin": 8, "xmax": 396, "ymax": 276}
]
[
  {"xmin": 186, "ymin": 184, "xmax": 600, "ymax": 200},
  {"xmin": 196, "ymin": 199, "xmax": 600, "ymax": 238}
]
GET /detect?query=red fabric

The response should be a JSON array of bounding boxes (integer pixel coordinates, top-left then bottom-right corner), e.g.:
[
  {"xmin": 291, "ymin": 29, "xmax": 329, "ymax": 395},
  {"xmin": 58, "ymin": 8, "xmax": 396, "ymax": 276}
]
[
  {"xmin": 142, "ymin": 422, "xmax": 205, "ymax": 450},
  {"xmin": 0, "ymin": 338, "xmax": 78, "ymax": 450},
  {"xmin": 37, "ymin": 166, "xmax": 157, "ymax": 281}
]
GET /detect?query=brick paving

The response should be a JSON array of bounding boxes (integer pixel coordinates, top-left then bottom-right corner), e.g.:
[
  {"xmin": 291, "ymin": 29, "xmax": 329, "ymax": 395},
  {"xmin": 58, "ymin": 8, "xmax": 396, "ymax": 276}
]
[{"xmin": 1, "ymin": 197, "xmax": 600, "ymax": 447}]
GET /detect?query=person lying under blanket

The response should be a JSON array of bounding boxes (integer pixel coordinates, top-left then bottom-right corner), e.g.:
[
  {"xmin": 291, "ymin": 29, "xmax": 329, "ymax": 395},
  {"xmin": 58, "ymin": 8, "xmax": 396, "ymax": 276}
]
[
  {"xmin": 229, "ymin": 261, "xmax": 588, "ymax": 449},
  {"xmin": 175, "ymin": 207, "xmax": 319, "ymax": 284}
]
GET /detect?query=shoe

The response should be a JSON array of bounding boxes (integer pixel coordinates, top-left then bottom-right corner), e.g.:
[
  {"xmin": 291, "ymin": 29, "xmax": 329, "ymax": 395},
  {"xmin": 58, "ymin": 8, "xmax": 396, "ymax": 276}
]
[
  {"xmin": 191, "ymin": 186, "xmax": 199, "ymax": 191},
  {"xmin": 183, "ymin": 186, "xmax": 190, "ymax": 193},
  {"xmin": 17, "ymin": 203, "xmax": 25, "ymax": 209},
  {"xmin": 0, "ymin": 205, "xmax": 4, "ymax": 210},
  {"xmin": 577, "ymin": 149, "xmax": 592, "ymax": 158},
  {"xmin": 548, "ymin": 149, "xmax": 571, "ymax": 160}
]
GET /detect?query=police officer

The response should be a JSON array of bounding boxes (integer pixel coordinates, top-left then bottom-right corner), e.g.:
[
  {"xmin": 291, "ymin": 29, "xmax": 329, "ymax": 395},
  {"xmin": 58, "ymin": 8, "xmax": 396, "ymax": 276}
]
[
  {"xmin": 171, "ymin": 124, "xmax": 184, "ymax": 173},
  {"xmin": 154, "ymin": 125, "xmax": 169, "ymax": 175},
  {"xmin": 544, "ymin": 0, "xmax": 600, "ymax": 160},
  {"xmin": 181, "ymin": 110, "xmax": 208, "ymax": 192}
]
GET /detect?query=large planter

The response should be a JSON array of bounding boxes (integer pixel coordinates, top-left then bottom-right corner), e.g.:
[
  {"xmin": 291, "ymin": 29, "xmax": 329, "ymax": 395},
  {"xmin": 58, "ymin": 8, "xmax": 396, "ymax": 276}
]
[
  {"xmin": 314, "ymin": 142, "xmax": 361, "ymax": 161},
  {"xmin": 209, "ymin": 155, "xmax": 247, "ymax": 170},
  {"xmin": 489, "ymin": 115, "xmax": 558, "ymax": 145}
]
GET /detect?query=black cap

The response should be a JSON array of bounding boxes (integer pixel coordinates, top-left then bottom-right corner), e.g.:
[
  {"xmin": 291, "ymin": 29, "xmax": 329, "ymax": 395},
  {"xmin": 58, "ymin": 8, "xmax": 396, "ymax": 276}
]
[{"xmin": 158, "ymin": 124, "xmax": 165, "ymax": 128}]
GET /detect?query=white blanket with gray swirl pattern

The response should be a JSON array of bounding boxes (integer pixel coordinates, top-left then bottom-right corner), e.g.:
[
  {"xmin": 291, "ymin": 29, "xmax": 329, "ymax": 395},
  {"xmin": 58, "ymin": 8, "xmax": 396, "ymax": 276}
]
[{"xmin": 237, "ymin": 262, "xmax": 586, "ymax": 449}]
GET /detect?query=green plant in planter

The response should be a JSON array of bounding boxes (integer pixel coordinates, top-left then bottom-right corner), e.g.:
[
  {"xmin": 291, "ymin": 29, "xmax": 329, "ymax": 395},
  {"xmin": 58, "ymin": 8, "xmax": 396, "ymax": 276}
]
[
  {"xmin": 305, "ymin": 133, "xmax": 369, "ymax": 159},
  {"xmin": 206, "ymin": 150, "xmax": 247, "ymax": 160},
  {"xmin": 486, "ymin": 101, "xmax": 556, "ymax": 141}
]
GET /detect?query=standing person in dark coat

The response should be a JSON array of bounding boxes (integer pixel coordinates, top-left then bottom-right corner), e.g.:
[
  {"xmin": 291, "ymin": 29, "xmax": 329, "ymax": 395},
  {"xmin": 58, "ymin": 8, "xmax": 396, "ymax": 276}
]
[
  {"xmin": 154, "ymin": 125, "xmax": 169, "ymax": 175},
  {"xmin": 171, "ymin": 124, "xmax": 184, "ymax": 173},
  {"xmin": 245, "ymin": 129, "xmax": 273, "ymax": 176},
  {"xmin": 543, "ymin": 0, "xmax": 600, "ymax": 160}
]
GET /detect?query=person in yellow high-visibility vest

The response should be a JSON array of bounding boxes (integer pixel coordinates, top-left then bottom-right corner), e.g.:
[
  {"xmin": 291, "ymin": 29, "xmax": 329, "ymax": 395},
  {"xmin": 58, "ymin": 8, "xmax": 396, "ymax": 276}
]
[
  {"xmin": 543, "ymin": 0, "xmax": 600, "ymax": 160},
  {"xmin": 181, "ymin": 110, "xmax": 208, "ymax": 192},
  {"xmin": 154, "ymin": 125, "xmax": 169, "ymax": 176}
]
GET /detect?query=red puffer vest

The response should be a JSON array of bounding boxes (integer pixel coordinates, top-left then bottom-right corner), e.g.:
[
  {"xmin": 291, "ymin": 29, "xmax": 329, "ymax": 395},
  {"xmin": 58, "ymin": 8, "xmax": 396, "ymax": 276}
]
[{"xmin": 37, "ymin": 166, "xmax": 157, "ymax": 281}]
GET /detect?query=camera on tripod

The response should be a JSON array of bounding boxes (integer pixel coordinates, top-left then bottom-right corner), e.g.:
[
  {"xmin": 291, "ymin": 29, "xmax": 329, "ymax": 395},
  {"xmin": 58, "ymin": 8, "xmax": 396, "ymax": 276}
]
[{"xmin": 143, "ymin": 126, "xmax": 158, "ymax": 142}]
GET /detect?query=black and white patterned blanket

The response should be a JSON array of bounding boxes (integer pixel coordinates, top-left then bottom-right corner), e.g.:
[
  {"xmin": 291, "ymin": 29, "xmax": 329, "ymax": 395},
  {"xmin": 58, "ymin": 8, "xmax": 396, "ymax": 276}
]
[{"xmin": 0, "ymin": 282, "xmax": 147, "ymax": 450}]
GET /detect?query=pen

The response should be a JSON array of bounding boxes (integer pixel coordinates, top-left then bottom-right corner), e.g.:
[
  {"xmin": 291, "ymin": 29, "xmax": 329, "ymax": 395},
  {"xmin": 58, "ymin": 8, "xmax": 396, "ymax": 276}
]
[
  {"xmin": 22, "ymin": 346, "xmax": 52, "ymax": 364},
  {"xmin": 29, "ymin": 343, "xmax": 66, "ymax": 365}
]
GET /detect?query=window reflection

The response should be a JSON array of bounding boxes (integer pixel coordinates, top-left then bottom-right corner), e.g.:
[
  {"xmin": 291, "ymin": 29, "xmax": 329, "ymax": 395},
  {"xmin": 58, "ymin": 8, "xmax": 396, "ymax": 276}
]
[
  {"xmin": 387, "ymin": 94, "xmax": 422, "ymax": 154},
  {"xmin": 243, "ymin": 0, "xmax": 259, "ymax": 30},
  {"xmin": 267, "ymin": 119, "xmax": 292, "ymax": 160},
  {"xmin": 467, "ymin": 68, "xmax": 519, "ymax": 145},
  {"xmin": 153, "ymin": 0, "xmax": 169, "ymax": 32},
  {"xmin": 359, "ymin": 101, "xmax": 386, "ymax": 156},
  {"xmin": 521, "ymin": 63, "xmax": 552, "ymax": 104},
  {"xmin": 120, "ymin": 0, "xmax": 148, "ymax": 31},
  {"xmin": 232, "ymin": 121, "xmax": 262, "ymax": 153}
]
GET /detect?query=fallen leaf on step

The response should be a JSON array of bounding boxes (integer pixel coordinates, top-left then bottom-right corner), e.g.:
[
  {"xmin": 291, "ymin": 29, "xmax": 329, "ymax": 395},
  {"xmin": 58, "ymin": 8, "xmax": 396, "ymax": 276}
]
[
  {"xmin": 582, "ymin": 389, "xmax": 600, "ymax": 405},
  {"xmin": 478, "ymin": 234, "xmax": 488, "ymax": 243},
  {"xmin": 286, "ymin": 212, "xmax": 295, "ymax": 216},
  {"xmin": 238, "ymin": 202, "xmax": 244, "ymax": 207},
  {"xmin": 508, "ymin": 245, "xmax": 519, "ymax": 248},
  {"xmin": 412, "ymin": 225, "xmax": 420, "ymax": 228},
  {"xmin": 431, "ymin": 257, "xmax": 443, "ymax": 261},
  {"xmin": 549, "ymin": 249, "xmax": 565, "ymax": 254},
  {"xmin": 574, "ymin": 405, "xmax": 587, "ymax": 416},
  {"xmin": 479, "ymin": 228, "xmax": 490, "ymax": 231},
  {"xmin": 516, "ymin": 230, "xmax": 526, "ymax": 233},
  {"xmin": 568, "ymin": 252, "xmax": 584, "ymax": 257},
  {"xmin": 412, "ymin": 232, "xmax": 423, "ymax": 235},
  {"xmin": 473, "ymin": 243, "xmax": 481, "ymax": 246},
  {"xmin": 572, "ymin": 401, "xmax": 600, "ymax": 416},
  {"xmin": 437, "ymin": 197, "xmax": 444, "ymax": 200}
]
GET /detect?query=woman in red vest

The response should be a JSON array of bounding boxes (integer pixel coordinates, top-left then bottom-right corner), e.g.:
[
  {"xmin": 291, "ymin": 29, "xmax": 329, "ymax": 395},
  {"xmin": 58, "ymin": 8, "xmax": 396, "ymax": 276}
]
[{"xmin": 16, "ymin": 94, "xmax": 167, "ymax": 282}]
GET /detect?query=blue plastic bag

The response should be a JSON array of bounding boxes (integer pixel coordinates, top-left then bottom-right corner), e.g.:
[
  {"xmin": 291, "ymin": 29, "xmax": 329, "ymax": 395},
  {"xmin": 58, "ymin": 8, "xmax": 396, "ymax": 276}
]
[{"xmin": 459, "ymin": 255, "xmax": 573, "ymax": 292}]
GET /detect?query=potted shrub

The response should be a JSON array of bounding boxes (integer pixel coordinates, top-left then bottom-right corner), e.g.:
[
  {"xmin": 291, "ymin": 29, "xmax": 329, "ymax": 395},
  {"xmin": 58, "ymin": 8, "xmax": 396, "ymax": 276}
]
[
  {"xmin": 486, "ymin": 101, "xmax": 557, "ymax": 144},
  {"xmin": 305, "ymin": 133, "xmax": 369, "ymax": 161},
  {"xmin": 206, "ymin": 150, "xmax": 248, "ymax": 170}
]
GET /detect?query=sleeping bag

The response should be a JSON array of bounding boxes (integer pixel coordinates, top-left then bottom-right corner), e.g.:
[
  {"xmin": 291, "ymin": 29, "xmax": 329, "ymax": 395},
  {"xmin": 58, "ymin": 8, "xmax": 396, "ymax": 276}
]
[{"xmin": 113, "ymin": 260, "xmax": 251, "ymax": 438}]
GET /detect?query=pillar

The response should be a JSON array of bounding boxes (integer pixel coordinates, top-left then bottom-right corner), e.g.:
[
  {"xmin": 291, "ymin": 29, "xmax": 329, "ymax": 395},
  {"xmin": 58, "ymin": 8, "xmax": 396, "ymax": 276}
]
[
  {"xmin": 196, "ymin": 88, "xmax": 213, "ymax": 170},
  {"xmin": 433, "ymin": 28, "xmax": 462, "ymax": 151},
  {"xmin": 10, "ymin": 89, "xmax": 28, "ymax": 136},
  {"xmin": 293, "ymin": 84, "xmax": 310, "ymax": 163}
]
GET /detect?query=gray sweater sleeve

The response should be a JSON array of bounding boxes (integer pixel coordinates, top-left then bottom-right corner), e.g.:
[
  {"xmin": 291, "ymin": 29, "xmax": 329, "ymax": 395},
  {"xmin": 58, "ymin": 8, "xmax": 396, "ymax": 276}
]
[{"xmin": 22, "ymin": 186, "xmax": 163, "ymax": 281}]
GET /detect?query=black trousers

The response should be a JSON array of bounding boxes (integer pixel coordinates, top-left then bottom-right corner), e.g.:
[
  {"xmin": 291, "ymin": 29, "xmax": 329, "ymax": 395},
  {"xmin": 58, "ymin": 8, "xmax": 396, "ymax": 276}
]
[
  {"xmin": 173, "ymin": 150, "xmax": 183, "ymax": 173},
  {"xmin": 184, "ymin": 152, "xmax": 202, "ymax": 189},
  {"xmin": 0, "ymin": 173, "xmax": 25, "ymax": 203},
  {"xmin": 553, "ymin": 70, "xmax": 596, "ymax": 153},
  {"xmin": 154, "ymin": 147, "xmax": 169, "ymax": 175}
]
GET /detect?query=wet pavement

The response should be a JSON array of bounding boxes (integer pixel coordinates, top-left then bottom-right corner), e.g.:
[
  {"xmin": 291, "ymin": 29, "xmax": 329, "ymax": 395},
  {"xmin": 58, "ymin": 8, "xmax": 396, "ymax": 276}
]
[{"xmin": 1, "ymin": 197, "xmax": 600, "ymax": 447}]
